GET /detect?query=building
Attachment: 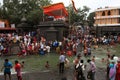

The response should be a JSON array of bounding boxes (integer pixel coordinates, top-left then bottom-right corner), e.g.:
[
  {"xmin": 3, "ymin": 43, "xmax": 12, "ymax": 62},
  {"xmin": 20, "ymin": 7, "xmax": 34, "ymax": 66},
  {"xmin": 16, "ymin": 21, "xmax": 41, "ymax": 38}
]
[
  {"xmin": 94, "ymin": 7, "xmax": 120, "ymax": 37},
  {"xmin": 0, "ymin": 19, "xmax": 16, "ymax": 33},
  {"xmin": 37, "ymin": 21, "xmax": 69, "ymax": 41},
  {"xmin": 37, "ymin": 2, "xmax": 69, "ymax": 41},
  {"xmin": 16, "ymin": 17, "xmax": 34, "ymax": 35}
]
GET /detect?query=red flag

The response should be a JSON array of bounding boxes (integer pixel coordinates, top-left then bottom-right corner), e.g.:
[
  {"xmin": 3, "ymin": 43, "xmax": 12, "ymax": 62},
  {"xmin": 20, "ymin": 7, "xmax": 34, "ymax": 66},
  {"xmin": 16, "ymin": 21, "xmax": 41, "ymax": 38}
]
[{"xmin": 71, "ymin": 0, "xmax": 78, "ymax": 13}]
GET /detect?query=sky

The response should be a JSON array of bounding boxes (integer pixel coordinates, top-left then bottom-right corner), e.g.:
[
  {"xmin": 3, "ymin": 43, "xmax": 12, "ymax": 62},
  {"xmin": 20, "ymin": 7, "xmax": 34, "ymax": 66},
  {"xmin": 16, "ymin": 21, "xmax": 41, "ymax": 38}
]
[
  {"xmin": 52, "ymin": 0, "xmax": 120, "ymax": 12},
  {"xmin": 0, "ymin": 0, "xmax": 120, "ymax": 12}
]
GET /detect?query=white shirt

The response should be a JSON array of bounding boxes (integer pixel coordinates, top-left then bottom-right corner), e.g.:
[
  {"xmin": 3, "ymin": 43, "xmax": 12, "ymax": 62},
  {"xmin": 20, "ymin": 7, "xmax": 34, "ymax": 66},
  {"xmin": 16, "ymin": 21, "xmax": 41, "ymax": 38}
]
[{"xmin": 59, "ymin": 55, "xmax": 66, "ymax": 63}]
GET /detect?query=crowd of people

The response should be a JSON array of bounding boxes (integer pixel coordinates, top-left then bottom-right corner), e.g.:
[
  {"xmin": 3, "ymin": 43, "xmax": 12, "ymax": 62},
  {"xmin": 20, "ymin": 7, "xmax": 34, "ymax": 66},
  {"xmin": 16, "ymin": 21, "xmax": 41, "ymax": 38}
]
[
  {"xmin": 0, "ymin": 30, "xmax": 120, "ymax": 57},
  {"xmin": 0, "ymin": 26, "xmax": 120, "ymax": 80}
]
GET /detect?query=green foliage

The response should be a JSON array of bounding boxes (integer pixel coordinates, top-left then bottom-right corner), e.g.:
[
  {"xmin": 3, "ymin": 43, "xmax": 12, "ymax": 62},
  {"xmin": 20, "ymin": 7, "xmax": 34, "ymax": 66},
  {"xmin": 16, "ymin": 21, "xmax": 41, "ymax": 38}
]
[
  {"xmin": 67, "ymin": 5, "xmax": 90, "ymax": 25},
  {"xmin": 0, "ymin": 0, "xmax": 91, "ymax": 27},
  {"xmin": 87, "ymin": 12, "xmax": 95, "ymax": 27},
  {"xmin": 26, "ymin": 9, "xmax": 43, "ymax": 26},
  {"xmin": 0, "ymin": 0, "xmax": 52, "ymax": 25}
]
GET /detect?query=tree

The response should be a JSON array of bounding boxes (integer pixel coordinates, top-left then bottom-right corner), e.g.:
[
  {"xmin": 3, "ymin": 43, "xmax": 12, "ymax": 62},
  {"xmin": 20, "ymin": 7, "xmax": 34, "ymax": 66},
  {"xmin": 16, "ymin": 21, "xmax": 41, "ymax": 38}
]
[
  {"xmin": 67, "ymin": 5, "xmax": 90, "ymax": 25},
  {"xmin": 39, "ymin": 0, "xmax": 52, "ymax": 7},
  {"xmin": 0, "ymin": 0, "xmax": 52, "ymax": 25},
  {"xmin": 87, "ymin": 12, "xmax": 95, "ymax": 27}
]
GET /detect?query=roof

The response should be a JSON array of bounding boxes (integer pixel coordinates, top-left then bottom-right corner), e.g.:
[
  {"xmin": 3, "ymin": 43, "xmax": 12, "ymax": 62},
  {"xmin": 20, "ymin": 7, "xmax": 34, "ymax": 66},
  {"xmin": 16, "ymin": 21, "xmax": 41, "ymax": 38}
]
[
  {"xmin": 43, "ymin": 2, "xmax": 68, "ymax": 18},
  {"xmin": 95, "ymin": 6, "xmax": 120, "ymax": 12}
]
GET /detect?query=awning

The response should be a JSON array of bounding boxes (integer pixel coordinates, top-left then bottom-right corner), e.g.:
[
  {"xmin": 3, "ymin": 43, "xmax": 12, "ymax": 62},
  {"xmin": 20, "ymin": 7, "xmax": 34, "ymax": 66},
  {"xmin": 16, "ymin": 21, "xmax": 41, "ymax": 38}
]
[{"xmin": 43, "ymin": 2, "xmax": 68, "ymax": 18}]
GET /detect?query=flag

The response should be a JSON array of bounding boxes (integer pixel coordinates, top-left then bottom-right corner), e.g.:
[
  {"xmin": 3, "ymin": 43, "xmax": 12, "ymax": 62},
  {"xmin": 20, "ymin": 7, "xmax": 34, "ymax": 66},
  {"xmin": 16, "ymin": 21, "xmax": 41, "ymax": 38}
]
[{"xmin": 71, "ymin": 0, "xmax": 78, "ymax": 13}]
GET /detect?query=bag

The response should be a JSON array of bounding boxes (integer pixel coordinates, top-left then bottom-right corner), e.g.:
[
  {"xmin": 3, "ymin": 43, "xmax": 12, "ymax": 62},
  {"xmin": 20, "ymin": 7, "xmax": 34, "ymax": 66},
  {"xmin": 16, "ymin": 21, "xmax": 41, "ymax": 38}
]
[
  {"xmin": 87, "ymin": 71, "xmax": 92, "ymax": 79},
  {"xmin": 75, "ymin": 63, "xmax": 83, "ymax": 73},
  {"xmin": 75, "ymin": 63, "xmax": 83, "ymax": 78}
]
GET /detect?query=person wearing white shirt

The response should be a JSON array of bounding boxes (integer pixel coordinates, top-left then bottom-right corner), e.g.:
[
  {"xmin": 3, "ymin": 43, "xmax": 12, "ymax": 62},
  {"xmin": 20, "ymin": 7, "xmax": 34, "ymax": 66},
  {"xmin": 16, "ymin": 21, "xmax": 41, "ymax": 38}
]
[{"xmin": 59, "ymin": 53, "xmax": 66, "ymax": 73}]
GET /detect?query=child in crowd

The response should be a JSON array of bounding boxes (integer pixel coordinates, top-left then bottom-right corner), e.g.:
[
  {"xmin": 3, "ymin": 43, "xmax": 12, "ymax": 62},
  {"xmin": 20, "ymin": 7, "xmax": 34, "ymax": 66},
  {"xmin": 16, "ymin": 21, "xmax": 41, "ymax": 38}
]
[
  {"xmin": 21, "ymin": 61, "xmax": 25, "ymax": 68},
  {"xmin": 45, "ymin": 61, "xmax": 50, "ymax": 69},
  {"xmin": 106, "ymin": 48, "xmax": 111, "ymax": 56},
  {"xmin": 91, "ymin": 56, "xmax": 96, "ymax": 62},
  {"xmin": 101, "ymin": 58, "xmax": 105, "ymax": 62}
]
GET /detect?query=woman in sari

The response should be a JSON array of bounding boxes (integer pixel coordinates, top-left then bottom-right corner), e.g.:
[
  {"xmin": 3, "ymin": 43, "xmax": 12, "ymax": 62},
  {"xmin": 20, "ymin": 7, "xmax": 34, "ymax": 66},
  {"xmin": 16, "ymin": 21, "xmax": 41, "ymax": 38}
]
[{"xmin": 109, "ymin": 61, "xmax": 116, "ymax": 80}]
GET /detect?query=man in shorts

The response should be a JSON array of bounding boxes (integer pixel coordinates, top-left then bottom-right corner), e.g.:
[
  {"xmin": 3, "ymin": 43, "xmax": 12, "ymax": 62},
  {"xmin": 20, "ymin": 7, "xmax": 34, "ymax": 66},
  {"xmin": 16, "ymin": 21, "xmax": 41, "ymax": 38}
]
[{"xmin": 1, "ymin": 59, "xmax": 12, "ymax": 80}]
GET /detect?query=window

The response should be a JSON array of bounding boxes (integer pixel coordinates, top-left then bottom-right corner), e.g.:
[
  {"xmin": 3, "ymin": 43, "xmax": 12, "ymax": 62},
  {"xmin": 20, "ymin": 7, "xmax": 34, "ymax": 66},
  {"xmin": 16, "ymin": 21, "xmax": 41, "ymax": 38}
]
[
  {"xmin": 118, "ymin": 18, "xmax": 120, "ymax": 23},
  {"xmin": 108, "ymin": 11, "xmax": 111, "ymax": 15},
  {"xmin": 102, "ymin": 11, "xmax": 105, "ymax": 16},
  {"xmin": 119, "ymin": 9, "xmax": 120, "ymax": 15}
]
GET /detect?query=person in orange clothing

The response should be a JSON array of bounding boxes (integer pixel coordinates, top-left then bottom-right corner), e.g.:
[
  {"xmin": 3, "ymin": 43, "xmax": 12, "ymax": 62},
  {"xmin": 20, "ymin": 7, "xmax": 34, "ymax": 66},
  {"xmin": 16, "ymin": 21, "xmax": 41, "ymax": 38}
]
[
  {"xmin": 116, "ymin": 58, "xmax": 120, "ymax": 80},
  {"xmin": 67, "ymin": 50, "xmax": 72, "ymax": 57},
  {"xmin": 14, "ymin": 60, "xmax": 22, "ymax": 80},
  {"xmin": 84, "ymin": 47, "xmax": 87, "ymax": 57}
]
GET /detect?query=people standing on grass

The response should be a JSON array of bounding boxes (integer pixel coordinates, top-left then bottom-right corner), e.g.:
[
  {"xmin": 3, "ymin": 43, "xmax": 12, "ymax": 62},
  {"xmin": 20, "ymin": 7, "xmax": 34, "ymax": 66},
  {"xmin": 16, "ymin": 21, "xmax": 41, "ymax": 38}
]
[
  {"xmin": 59, "ymin": 52, "xmax": 66, "ymax": 73},
  {"xmin": 1, "ymin": 59, "xmax": 12, "ymax": 80},
  {"xmin": 14, "ymin": 60, "xmax": 22, "ymax": 80}
]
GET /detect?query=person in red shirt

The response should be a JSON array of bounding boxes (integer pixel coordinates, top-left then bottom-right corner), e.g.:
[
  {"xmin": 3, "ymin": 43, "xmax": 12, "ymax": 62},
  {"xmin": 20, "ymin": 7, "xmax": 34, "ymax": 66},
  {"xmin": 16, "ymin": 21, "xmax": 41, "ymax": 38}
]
[
  {"xmin": 14, "ymin": 60, "xmax": 22, "ymax": 80},
  {"xmin": 116, "ymin": 59, "xmax": 120, "ymax": 80}
]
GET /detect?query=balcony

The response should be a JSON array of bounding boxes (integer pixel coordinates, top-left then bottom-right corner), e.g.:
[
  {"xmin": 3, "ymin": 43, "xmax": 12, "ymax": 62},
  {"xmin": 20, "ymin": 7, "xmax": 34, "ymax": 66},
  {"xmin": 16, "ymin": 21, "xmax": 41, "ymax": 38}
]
[
  {"xmin": 94, "ymin": 15, "xmax": 120, "ymax": 19},
  {"xmin": 94, "ymin": 23, "xmax": 120, "ymax": 26}
]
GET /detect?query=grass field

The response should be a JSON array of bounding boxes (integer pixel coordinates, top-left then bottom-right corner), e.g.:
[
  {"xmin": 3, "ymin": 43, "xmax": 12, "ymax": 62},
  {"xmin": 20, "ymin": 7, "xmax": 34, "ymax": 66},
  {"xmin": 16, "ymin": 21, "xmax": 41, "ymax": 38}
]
[{"xmin": 0, "ymin": 44, "xmax": 120, "ymax": 73}]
